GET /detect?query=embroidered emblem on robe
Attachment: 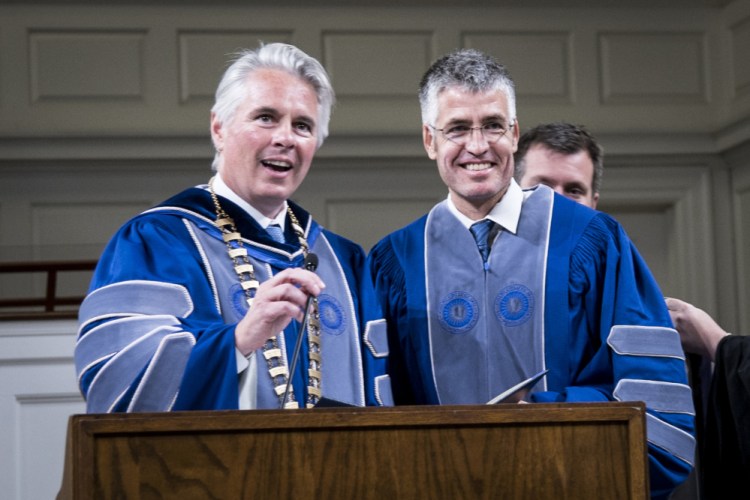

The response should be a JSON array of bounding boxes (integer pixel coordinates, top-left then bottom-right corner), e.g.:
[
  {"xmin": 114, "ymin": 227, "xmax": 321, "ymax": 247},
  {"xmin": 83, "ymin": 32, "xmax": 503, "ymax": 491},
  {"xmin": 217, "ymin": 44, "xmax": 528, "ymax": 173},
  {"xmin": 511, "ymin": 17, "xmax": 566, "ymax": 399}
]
[
  {"xmin": 495, "ymin": 283, "xmax": 534, "ymax": 326},
  {"xmin": 439, "ymin": 291, "xmax": 479, "ymax": 334},
  {"xmin": 319, "ymin": 294, "xmax": 346, "ymax": 336}
]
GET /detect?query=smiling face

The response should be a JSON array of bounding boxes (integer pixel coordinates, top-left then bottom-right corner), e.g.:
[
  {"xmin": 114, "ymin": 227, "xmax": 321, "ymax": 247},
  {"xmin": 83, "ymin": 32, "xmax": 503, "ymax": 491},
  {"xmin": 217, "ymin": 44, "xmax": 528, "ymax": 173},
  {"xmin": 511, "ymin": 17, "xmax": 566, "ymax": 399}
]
[
  {"xmin": 518, "ymin": 144, "xmax": 599, "ymax": 209},
  {"xmin": 211, "ymin": 68, "xmax": 319, "ymax": 218},
  {"xmin": 423, "ymin": 85, "xmax": 519, "ymax": 220}
]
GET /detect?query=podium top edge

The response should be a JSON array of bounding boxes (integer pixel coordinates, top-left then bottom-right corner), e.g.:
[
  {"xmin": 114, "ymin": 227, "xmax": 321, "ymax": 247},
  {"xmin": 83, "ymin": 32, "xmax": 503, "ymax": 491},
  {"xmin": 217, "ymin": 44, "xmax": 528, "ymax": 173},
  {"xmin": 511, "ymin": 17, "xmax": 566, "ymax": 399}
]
[{"xmin": 68, "ymin": 401, "xmax": 646, "ymax": 434}]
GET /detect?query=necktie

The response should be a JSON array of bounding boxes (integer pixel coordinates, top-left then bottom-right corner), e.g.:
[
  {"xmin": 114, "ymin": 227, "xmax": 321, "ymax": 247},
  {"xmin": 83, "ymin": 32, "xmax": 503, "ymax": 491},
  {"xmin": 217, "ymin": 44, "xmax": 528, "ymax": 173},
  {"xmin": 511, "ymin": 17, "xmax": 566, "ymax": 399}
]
[
  {"xmin": 266, "ymin": 223, "xmax": 285, "ymax": 243},
  {"xmin": 470, "ymin": 219, "xmax": 495, "ymax": 263}
]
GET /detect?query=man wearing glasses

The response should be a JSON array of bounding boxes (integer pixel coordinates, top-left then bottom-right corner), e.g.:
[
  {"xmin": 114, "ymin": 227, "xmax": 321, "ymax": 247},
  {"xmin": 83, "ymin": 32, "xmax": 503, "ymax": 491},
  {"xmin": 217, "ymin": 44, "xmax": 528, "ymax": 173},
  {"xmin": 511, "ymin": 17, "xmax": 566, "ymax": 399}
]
[{"xmin": 367, "ymin": 48, "xmax": 695, "ymax": 500}]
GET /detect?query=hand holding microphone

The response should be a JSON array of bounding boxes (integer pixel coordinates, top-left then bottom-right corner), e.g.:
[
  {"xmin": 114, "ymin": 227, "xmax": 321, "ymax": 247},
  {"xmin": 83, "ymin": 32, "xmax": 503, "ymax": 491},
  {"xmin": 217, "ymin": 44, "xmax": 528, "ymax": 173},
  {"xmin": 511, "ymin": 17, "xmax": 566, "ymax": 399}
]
[
  {"xmin": 233, "ymin": 253, "xmax": 323, "ymax": 358},
  {"xmin": 281, "ymin": 252, "xmax": 319, "ymax": 408}
]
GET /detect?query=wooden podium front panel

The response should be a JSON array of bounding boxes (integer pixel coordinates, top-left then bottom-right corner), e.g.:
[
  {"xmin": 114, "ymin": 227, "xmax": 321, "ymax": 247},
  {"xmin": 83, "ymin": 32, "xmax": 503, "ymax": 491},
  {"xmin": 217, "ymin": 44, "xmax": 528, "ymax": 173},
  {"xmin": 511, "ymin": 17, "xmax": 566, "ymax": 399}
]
[{"xmin": 59, "ymin": 402, "xmax": 648, "ymax": 500}]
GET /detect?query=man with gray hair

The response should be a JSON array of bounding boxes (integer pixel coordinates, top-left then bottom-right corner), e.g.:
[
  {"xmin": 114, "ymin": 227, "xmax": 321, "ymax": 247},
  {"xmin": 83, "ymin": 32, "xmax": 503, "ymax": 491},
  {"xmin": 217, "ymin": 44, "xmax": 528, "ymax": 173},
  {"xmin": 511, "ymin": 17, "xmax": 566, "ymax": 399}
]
[
  {"xmin": 75, "ymin": 43, "xmax": 391, "ymax": 413},
  {"xmin": 367, "ymin": 48, "xmax": 694, "ymax": 499}
]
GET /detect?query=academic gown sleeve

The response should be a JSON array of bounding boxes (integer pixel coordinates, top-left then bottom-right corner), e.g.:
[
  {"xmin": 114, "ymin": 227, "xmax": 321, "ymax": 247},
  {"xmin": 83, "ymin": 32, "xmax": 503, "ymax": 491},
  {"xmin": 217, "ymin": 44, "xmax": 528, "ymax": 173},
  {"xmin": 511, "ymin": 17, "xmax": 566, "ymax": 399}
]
[
  {"xmin": 367, "ymin": 214, "xmax": 442, "ymax": 406},
  {"xmin": 76, "ymin": 213, "xmax": 241, "ymax": 413},
  {"xmin": 531, "ymin": 212, "xmax": 696, "ymax": 500},
  {"xmin": 368, "ymin": 236, "xmax": 415, "ymax": 405}
]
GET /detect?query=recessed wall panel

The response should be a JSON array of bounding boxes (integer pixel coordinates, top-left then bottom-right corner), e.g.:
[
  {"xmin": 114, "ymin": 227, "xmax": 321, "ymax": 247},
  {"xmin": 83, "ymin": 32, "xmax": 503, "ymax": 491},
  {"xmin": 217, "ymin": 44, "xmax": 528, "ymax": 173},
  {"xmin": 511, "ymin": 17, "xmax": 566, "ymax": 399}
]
[
  {"xmin": 736, "ymin": 188, "xmax": 750, "ymax": 329},
  {"xmin": 29, "ymin": 30, "xmax": 146, "ymax": 102},
  {"xmin": 326, "ymin": 198, "xmax": 438, "ymax": 251},
  {"xmin": 599, "ymin": 31, "xmax": 708, "ymax": 104},
  {"xmin": 322, "ymin": 32, "xmax": 432, "ymax": 97},
  {"xmin": 0, "ymin": 26, "xmax": 4, "ymax": 109},
  {"xmin": 731, "ymin": 16, "xmax": 750, "ymax": 98},
  {"xmin": 18, "ymin": 395, "xmax": 84, "ymax": 500},
  {"xmin": 464, "ymin": 31, "xmax": 572, "ymax": 103},
  {"xmin": 178, "ymin": 31, "xmax": 292, "ymax": 103},
  {"xmin": 31, "ymin": 202, "xmax": 147, "ymax": 250},
  {"xmin": 604, "ymin": 208, "xmax": 672, "ymax": 294},
  {"xmin": 0, "ymin": 200, "xmax": 5, "ymax": 248},
  {"xmin": 29, "ymin": 202, "xmax": 148, "ymax": 296}
]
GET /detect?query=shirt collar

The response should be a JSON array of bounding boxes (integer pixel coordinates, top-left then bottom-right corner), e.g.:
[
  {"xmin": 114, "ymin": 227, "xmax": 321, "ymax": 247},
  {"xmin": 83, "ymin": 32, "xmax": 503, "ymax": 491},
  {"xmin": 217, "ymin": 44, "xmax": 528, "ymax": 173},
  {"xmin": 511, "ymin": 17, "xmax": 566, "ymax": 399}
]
[
  {"xmin": 212, "ymin": 173, "xmax": 287, "ymax": 230},
  {"xmin": 446, "ymin": 178, "xmax": 523, "ymax": 235}
]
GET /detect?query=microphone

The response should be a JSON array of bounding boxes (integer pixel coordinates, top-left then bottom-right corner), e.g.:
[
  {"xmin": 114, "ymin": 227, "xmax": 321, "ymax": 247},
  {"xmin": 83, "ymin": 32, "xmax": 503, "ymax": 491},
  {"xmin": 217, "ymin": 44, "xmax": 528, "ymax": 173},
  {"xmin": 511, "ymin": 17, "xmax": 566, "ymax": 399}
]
[{"xmin": 281, "ymin": 252, "xmax": 319, "ymax": 408}]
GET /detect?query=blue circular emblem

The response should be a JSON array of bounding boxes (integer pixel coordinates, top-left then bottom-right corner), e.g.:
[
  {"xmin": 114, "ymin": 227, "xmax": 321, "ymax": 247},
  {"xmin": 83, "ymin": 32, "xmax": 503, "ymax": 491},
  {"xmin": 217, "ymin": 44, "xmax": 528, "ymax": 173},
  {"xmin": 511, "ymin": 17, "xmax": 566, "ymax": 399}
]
[
  {"xmin": 439, "ymin": 291, "xmax": 479, "ymax": 334},
  {"xmin": 318, "ymin": 294, "xmax": 345, "ymax": 336},
  {"xmin": 495, "ymin": 284, "xmax": 534, "ymax": 326},
  {"xmin": 230, "ymin": 283, "xmax": 250, "ymax": 318}
]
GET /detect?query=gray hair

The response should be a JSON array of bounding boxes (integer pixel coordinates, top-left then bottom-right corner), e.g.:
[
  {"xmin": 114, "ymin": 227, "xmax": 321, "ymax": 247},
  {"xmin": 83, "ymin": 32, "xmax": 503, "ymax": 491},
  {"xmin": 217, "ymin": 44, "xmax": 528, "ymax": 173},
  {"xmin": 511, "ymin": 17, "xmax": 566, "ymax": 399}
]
[
  {"xmin": 514, "ymin": 122, "xmax": 604, "ymax": 194},
  {"xmin": 211, "ymin": 43, "xmax": 335, "ymax": 169},
  {"xmin": 418, "ymin": 48, "xmax": 516, "ymax": 127}
]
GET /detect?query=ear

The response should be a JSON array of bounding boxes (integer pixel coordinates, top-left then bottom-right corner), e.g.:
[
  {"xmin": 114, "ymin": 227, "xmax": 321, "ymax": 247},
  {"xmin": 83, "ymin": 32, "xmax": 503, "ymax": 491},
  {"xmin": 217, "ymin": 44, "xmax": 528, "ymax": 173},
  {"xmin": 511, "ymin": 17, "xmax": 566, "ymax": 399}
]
[
  {"xmin": 510, "ymin": 120, "xmax": 520, "ymax": 153},
  {"xmin": 423, "ymin": 124, "xmax": 437, "ymax": 160},
  {"xmin": 210, "ymin": 112, "xmax": 224, "ymax": 151},
  {"xmin": 592, "ymin": 192, "xmax": 600, "ymax": 210}
]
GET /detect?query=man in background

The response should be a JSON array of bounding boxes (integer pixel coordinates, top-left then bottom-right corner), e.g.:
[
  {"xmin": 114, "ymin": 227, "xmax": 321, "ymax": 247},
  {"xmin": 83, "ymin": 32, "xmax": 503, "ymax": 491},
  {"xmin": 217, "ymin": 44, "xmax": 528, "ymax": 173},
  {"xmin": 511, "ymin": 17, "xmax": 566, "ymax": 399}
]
[{"xmin": 514, "ymin": 121, "xmax": 602, "ymax": 209}]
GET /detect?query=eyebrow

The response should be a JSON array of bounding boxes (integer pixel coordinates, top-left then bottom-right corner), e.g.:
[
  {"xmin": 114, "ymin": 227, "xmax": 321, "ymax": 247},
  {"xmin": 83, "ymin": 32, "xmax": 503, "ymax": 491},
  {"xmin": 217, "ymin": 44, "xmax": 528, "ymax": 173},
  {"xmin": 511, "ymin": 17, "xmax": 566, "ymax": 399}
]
[
  {"xmin": 250, "ymin": 106, "xmax": 316, "ymax": 126},
  {"xmin": 252, "ymin": 106, "xmax": 279, "ymax": 116},
  {"xmin": 443, "ymin": 114, "xmax": 508, "ymax": 126},
  {"xmin": 529, "ymin": 175, "xmax": 590, "ymax": 191},
  {"xmin": 566, "ymin": 182, "xmax": 589, "ymax": 191}
]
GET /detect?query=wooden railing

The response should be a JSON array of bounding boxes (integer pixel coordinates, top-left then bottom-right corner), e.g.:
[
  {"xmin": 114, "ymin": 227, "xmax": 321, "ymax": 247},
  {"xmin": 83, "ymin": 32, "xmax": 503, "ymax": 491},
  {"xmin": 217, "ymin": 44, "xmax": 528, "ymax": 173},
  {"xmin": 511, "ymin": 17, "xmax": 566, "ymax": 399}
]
[{"xmin": 0, "ymin": 260, "xmax": 97, "ymax": 320}]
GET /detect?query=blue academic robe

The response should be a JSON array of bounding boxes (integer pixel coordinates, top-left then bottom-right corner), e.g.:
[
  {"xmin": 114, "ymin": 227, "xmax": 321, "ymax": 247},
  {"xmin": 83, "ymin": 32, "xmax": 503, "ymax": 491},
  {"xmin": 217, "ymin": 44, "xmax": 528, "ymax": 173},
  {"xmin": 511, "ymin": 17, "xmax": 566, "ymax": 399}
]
[
  {"xmin": 75, "ymin": 185, "xmax": 391, "ymax": 413},
  {"xmin": 367, "ymin": 184, "xmax": 695, "ymax": 500}
]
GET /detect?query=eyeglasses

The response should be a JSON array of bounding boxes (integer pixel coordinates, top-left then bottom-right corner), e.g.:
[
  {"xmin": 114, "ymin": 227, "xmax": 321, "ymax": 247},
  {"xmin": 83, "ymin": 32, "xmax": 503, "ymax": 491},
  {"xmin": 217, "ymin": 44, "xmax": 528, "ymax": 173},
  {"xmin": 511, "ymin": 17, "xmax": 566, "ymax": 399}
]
[{"xmin": 430, "ymin": 120, "xmax": 515, "ymax": 145}]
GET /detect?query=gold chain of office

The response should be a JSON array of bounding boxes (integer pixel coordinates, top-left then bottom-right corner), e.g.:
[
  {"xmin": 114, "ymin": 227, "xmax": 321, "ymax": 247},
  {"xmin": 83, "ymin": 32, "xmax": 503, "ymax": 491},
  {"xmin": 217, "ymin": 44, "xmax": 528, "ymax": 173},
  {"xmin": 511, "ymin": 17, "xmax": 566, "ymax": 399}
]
[{"xmin": 208, "ymin": 177, "xmax": 322, "ymax": 409}]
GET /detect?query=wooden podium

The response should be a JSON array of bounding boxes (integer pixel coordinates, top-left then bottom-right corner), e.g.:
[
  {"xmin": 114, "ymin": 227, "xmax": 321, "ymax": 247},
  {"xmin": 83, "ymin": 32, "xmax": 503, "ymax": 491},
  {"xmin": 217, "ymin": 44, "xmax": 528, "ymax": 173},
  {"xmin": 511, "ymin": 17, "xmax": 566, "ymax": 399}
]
[{"xmin": 58, "ymin": 402, "xmax": 648, "ymax": 499}]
